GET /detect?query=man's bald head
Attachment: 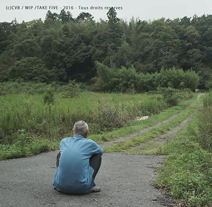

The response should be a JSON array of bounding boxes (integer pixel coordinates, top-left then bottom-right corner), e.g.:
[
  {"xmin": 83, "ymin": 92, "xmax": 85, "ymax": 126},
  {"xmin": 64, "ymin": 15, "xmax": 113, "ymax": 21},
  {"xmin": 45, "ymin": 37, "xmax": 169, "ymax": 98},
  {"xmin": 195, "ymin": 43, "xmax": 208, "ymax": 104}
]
[{"xmin": 73, "ymin": 120, "xmax": 89, "ymax": 138}]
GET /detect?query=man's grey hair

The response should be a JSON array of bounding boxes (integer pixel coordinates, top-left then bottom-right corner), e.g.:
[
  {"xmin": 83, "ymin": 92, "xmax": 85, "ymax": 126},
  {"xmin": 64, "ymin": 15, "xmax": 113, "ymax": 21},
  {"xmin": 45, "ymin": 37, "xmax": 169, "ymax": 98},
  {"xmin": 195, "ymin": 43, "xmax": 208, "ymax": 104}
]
[{"xmin": 73, "ymin": 120, "xmax": 89, "ymax": 136}]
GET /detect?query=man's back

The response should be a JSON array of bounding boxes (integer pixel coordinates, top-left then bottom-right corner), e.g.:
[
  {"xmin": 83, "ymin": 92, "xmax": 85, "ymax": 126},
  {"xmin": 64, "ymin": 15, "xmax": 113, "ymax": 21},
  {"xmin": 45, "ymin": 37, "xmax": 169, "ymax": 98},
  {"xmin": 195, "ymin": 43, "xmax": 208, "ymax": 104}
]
[{"xmin": 53, "ymin": 134, "xmax": 103, "ymax": 194}]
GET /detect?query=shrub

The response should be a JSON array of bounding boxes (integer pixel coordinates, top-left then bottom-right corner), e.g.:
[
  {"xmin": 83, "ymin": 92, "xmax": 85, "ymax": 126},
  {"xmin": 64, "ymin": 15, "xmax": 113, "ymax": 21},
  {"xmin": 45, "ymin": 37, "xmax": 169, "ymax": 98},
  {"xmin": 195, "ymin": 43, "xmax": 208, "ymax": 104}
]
[
  {"xmin": 184, "ymin": 70, "xmax": 200, "ymax": 91},
  {"xmin": 61, "ymin": 80, "xmax": 81, "ymax": 98},
  {"xmin": 44, "ymin": 86, "xmax": 55, "ymax": 105},
  {"xmin": 159, "ymin": 87, "xmax": 180, "ymax": 106},
  {"xmin": 159, "ymin": 68, "xmax": 199, "ymax": 91}
]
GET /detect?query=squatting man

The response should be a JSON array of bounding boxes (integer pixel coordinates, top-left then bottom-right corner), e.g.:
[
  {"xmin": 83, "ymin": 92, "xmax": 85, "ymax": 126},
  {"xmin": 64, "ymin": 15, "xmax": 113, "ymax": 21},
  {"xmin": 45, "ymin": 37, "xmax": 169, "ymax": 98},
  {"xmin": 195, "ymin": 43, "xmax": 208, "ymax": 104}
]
[{"xmin": 53, "ymin": 120, "xmax": 104, "ymax": 194}]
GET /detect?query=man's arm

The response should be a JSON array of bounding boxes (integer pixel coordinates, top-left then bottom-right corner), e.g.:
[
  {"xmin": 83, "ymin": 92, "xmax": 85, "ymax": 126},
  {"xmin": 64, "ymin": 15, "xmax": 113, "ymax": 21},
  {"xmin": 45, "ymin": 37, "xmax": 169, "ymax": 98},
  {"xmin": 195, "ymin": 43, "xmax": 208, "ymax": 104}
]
[{"xmin": 89, "ymin": 140, "xmax": 104, "ymax": 155}]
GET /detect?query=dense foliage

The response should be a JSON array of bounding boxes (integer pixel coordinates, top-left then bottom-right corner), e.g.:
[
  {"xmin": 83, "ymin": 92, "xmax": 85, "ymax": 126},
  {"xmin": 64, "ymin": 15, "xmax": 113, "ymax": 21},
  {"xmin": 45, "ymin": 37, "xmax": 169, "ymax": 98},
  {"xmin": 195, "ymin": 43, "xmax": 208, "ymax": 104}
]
[
  {"xmin": 0, "ymin": 8, "xmax": 212, "ymax": 89},
  {"xmin": 94, "ymin": 62, "xmax": 199, "ymax": 92}
]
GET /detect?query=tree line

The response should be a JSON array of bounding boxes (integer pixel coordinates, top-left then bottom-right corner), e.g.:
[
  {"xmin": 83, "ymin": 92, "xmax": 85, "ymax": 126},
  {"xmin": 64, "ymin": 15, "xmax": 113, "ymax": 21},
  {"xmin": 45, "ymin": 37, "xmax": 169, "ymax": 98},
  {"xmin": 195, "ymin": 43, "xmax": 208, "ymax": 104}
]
[{"xmin": 0, "ymin": 8, "xmax": 212, "ymax": 90}]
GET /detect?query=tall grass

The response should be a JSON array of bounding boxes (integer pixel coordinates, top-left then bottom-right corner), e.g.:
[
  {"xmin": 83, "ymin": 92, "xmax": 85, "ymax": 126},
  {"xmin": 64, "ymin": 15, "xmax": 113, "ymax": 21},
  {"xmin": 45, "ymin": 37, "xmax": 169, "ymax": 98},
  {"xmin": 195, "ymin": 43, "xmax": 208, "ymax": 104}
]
[
  {"xmin": 0, "ymin": 92, "xmax": 170, "ymax": 144},
  {"xmin": 195, "ymin": 91, "xmax": 212, "ymax": 151},
  {"xmin": 0, "ymin": 84, "xmax": 194, "ymax": 145},
  {"xmin": 0, "ymin": 82, "xmax": 195, "ymax": 160}
]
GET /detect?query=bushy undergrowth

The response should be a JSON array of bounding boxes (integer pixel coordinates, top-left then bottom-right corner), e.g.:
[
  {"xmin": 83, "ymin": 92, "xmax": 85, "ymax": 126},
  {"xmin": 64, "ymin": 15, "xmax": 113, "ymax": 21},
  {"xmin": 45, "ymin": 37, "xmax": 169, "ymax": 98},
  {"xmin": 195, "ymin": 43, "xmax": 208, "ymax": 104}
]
[
  {"xmin": 0, "ymin": 80, "xmax": 82, "ymax": 96},
  {"xmin": 159, "ymin": 87, "xmax": 181, "ymax": 106},
  {"xmin": 0, "ymin": 82, "xmax": 194, "ymax": 159},
  {"xmin": 155, "ymin": 92, "xmax": 212, "ymax": 207},
  {"xmin": 0, "ymin": 129, "xmax": 58, "ymax": 159},
  {"xmin": 93, "ymin": 62, "xmax": 199, "ymax": 93},
  {"xmin": 0, "ymin": 91, "xmax": 167, "ymax": 145}
]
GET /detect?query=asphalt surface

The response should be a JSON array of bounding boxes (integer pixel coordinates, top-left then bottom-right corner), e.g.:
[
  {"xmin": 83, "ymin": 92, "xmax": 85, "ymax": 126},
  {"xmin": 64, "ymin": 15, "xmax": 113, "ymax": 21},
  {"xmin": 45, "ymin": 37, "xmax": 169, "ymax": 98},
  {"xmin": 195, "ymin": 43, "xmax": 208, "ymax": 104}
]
[{"xmin": 0, "ymin": 151, "xmax": 171, "ymax": 207}]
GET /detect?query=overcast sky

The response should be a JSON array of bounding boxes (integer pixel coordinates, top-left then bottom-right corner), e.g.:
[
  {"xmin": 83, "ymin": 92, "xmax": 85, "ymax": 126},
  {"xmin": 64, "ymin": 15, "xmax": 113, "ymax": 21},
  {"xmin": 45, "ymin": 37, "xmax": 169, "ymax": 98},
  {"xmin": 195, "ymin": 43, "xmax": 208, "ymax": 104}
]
[{"xmin": 0, "ymin": 0, "xmax": 211, "ymax": 23}]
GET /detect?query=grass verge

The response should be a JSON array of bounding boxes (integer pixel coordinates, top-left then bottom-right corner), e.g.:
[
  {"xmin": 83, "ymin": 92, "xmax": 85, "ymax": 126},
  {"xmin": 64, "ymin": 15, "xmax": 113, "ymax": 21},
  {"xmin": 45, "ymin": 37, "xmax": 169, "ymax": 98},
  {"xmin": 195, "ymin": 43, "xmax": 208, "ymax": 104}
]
[
  {"xmin": 150, "ymin": 92, "xmax": 212, "ymax": 207},
  {"xmin": 154, "ymin": 111, "xmax": 212, "ymax": 206}
]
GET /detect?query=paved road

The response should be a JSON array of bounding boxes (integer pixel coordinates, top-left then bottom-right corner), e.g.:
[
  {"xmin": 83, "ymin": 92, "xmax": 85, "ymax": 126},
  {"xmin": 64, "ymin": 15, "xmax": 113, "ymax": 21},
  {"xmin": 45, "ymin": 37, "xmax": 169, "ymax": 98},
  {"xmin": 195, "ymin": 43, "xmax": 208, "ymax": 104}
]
[{"xmin": 0, "ymin": 151, "xmax": 171, "ymax": 207}]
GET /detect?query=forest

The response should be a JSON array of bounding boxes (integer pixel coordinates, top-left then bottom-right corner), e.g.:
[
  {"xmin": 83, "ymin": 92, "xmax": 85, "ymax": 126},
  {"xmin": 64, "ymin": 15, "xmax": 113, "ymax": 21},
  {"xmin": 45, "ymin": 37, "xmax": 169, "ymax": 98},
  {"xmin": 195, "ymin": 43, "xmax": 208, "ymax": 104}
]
[
  {"xmin": 0, "ymin": 8, "xmax": 212, "ymax": 90},
  {"xmin": 0, "ymin": 8, "xmax": 212, "ymax": 91}
]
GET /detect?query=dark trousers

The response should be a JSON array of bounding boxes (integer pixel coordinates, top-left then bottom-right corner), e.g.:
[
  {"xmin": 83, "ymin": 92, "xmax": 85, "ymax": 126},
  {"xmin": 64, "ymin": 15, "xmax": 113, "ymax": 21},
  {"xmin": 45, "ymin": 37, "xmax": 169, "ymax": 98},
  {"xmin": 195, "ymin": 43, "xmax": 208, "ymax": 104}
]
[
  {"xmin": 89, "ymin": 153, "xmax": 102, "ymax": 179},
  {"xmin": 56, "ymin": 152, "xmax": 102, "ymax": 179}
]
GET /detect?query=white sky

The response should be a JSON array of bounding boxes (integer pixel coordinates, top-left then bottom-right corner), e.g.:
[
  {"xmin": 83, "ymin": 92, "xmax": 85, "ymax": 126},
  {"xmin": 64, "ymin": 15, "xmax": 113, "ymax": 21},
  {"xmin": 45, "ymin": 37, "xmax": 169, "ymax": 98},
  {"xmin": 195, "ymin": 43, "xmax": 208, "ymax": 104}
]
[{"xmin": 0, "ymin": 0, "xmax": 211, "ymax": 23}]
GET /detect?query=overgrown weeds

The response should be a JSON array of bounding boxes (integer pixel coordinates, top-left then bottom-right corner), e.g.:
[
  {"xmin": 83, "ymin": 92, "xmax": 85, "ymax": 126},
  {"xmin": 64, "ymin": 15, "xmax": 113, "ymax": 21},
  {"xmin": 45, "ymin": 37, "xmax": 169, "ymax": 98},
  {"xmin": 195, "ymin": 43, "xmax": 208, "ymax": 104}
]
[
  {"xmin": 0, "ymin": 88, "xmax": 176, "ymax": 145},
  {"xmin": 155, "ymin": 92, "xmax": 212, "ymax": 207},
  {"xmin": 0, "ymin": 129, "xmax": 58, "ymax": 159},
  {"xmin": 0, "ymin": 82, "xmax": 195, "ymax": 160}
]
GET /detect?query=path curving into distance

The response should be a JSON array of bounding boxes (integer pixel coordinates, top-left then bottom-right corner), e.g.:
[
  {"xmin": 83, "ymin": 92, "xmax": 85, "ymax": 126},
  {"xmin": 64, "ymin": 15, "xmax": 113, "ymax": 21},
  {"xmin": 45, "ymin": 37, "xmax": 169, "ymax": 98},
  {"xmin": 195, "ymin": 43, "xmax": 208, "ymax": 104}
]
[{"xmin": 100, "ymin": 94, "xmax": 204, "ymax": 149}]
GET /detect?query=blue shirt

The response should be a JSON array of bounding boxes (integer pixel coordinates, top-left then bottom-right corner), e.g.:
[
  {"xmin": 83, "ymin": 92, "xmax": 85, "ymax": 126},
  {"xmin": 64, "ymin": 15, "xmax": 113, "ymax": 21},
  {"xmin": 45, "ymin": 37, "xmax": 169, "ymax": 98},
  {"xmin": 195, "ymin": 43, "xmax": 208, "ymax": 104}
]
[{"xmin": 53, "ymin": 134, "xmax": 104, "ymax": 194}]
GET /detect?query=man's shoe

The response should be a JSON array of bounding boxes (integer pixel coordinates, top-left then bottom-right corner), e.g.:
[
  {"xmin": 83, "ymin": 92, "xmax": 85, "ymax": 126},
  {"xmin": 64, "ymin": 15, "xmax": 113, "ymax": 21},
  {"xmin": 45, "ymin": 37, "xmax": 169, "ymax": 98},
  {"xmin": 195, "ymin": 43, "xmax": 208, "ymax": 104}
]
[{"xmin": 90, "ymin": 186, "xmax": 101, "ymax": 193}]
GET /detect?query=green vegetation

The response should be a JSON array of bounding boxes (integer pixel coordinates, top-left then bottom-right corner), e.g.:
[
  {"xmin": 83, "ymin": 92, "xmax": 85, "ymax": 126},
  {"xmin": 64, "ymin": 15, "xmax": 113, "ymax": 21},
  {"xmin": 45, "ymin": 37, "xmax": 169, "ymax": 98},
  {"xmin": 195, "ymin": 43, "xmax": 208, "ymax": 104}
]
[
  {"xmin": 94, "ymin": 63, "xmax": 199, "ymax": 92},
  {"xmin": 1, "ymin": 7, "xmax": 212, "ymax": 206},
  {"xmin": 0, "ymin": 8, "xmax": 212, "ymax": 90},
  {"xmin": 150, "ymin": 92, "xmax": 212, "ymax": 207},
  {"xmin": 90, "ymin": 91, "xmax": 196, "ymax": 143},
  {"xmin": 0, "ymin": 129, "xmax": 58, "ymax": 160},
  {"xmin": 0, "ymin": 83, "xmax": 194, "ymax": 159},
  {"xmin": 98, "ymin": 92, "xmax": 212, "ymax": 206},
  {"xmin": 103, "ymin": 94, "xmax": 203, "ymax": 152}
]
